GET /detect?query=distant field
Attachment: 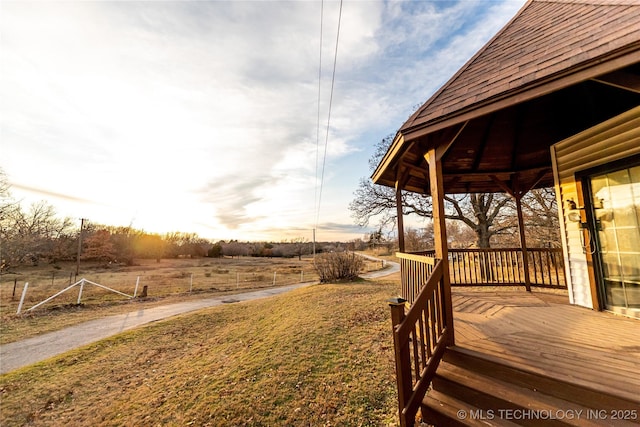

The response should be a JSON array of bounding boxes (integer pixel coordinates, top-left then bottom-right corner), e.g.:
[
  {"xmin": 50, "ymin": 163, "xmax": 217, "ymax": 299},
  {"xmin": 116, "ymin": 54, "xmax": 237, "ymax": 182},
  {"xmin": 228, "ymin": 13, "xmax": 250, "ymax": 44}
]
[
  {"xmin": 0, "ymin": 280, "xmax": 401, "ymax": 426},
  {"xmin": 0, "ymin": 255, "xmax": 386, "ymax": 344}
]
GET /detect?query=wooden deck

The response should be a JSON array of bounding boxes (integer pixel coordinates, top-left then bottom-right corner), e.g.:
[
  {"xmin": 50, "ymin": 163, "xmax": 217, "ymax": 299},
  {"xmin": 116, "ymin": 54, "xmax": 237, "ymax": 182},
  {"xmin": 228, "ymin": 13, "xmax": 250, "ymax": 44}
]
[{"xmin": 452, "ymin": 289, "xmax": 640, "ymax": 404}]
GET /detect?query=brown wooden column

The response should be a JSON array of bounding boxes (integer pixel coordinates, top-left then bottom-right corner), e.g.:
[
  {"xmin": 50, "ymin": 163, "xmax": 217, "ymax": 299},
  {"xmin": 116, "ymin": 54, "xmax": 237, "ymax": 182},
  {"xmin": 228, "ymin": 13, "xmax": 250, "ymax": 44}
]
[
  {"xmin": 515, "ymin": 194, "xmax": 532, "ymax": 292},
  {"xmin": 490, "ymin": 174, "xmax": 536, "ymax": 292},
  {"xmin": 425, "ymin": 148, "xmax": 455, "ymax": 346},
  {"xmin": 395, "ymin": 180, "xmax": 405, "ymax": 253}
]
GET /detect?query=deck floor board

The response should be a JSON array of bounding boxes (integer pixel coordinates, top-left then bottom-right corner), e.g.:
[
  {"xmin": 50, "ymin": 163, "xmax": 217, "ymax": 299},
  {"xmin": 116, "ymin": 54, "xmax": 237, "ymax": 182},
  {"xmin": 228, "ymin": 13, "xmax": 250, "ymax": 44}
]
[{"xmin": 452, "ymin": 289, "xmax": 640, "ymax": 403}]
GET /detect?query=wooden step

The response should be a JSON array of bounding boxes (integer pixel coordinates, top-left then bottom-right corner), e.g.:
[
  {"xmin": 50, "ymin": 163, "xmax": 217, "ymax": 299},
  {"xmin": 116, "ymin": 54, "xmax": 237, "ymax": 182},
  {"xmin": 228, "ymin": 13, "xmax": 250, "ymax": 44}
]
[
  {"xmin": 458, "ymin": 334, "xmax": 640, "ymax": 403},
  {"xmin": 422, "ymin": 389, "xmax": 522, "ymax": 427},
  {"xmin": 444, "ymin": 346, "xmax": 640, "ymax": 413},
  {"xmin": 421, "ymin": 347, "xmax": 640, "ymax": 426},
  {"xmin": 431, "ymin": 362, "xmax": 611, "ymax": 427}
]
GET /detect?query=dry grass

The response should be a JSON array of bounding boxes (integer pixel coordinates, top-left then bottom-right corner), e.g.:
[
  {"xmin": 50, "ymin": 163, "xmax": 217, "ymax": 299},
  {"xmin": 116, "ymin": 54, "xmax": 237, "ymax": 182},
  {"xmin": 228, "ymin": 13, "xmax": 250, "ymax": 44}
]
[
  {"xmin": 0, "ymin": 256, "xmax": 384, "ymax": 345},
  {"xmin": 1, "ymin": 257, "xmax": 321, "ymax": 309},
  {"xmin": 0, "ymin": 280, "xmax": 400, "ymax": 426}
]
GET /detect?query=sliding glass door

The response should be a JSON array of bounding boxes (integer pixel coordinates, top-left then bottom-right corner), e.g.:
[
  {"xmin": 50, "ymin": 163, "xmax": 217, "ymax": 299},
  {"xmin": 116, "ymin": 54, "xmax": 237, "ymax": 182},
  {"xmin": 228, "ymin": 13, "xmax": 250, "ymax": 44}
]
[{"xmin": 587, "ymin": 162, "xmax": 640, "ymax": 313}]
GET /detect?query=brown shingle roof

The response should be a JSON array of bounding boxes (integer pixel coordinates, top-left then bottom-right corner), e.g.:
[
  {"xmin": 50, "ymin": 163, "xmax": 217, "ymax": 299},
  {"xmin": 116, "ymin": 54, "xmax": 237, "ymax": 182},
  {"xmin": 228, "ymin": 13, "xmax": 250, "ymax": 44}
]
[
  {"xmin": 372, "ymin": 0, "xmax": 640, "ymax": 195},
  {"xmin": 401, "ymin": 0, "xmax": 640, "ymax": 136}
]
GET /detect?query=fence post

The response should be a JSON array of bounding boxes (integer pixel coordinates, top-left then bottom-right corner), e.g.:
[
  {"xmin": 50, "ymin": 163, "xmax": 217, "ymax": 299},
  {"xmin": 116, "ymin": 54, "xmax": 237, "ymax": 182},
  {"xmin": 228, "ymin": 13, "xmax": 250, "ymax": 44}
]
[
  {"xmin": 134, "ymin": 276, "xmax": 140, "ymax": 298},
  {"xmin": 300, "ymin": 270, "xmax": 304, "ymax": 283},
  {"xmin": 388, "ymin": 297, "xmax": 411, "ymax": 427},
  {"xmin": 190, "ymin": 273, "xmax": 193, "ymax": 293},
  {"xmin": 17, "ymin": 282, "xmax": 29, "ymax": 315},
  {"xmin": 236, "ymin": 272, "xmax": 239, "ymax": 289},
  {"xmin": 12, "ymin": 279, "xmax": 17, "ymax": 300},
  {"xmin": 77, "ymin": 278, "xmax": 85, "ymax": 304},
  {"xmin": 273, "ymin": 271, "xmax": 276, "ymax": 286}
]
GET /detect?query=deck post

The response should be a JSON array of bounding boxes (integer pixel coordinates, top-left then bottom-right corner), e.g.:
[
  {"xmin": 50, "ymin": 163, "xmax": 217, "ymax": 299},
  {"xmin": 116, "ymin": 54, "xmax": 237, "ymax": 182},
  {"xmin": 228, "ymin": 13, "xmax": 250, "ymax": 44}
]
[
  {"xmin": 426, "ymin": 149, "xmax": 455, "ymax": 346},
  {"xmin": 395, "ymin": 181, "xmax": 405, "ymax": 253},
  {"xmin": 388, "ymin": 297, "xmax": 411, "ymax": 427},
  {"xmin": 515, "ymin": 195, "xmax": 532, "ymax": 292}
]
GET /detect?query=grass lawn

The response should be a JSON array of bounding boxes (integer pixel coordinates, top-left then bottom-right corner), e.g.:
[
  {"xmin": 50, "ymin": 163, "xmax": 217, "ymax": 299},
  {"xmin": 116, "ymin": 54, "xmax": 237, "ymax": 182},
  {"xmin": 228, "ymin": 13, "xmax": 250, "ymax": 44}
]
[{"xmin": 0, "ymin": 279, "xmax": 401, "ymax": 426}]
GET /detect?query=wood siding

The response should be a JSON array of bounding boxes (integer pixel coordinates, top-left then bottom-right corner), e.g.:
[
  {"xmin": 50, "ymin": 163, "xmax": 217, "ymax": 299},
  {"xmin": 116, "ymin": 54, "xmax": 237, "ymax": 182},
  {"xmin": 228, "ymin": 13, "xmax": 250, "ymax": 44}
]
[{"xmin": 551, "ymin": 106, "xmax": 640, "ymax": 309}]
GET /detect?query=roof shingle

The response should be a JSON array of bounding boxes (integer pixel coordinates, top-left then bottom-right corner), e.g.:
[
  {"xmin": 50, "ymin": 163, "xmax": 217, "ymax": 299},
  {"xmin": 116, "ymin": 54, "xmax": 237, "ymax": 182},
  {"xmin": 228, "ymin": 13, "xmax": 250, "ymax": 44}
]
[{"xmin": 402, "ymin": 0, "xmax": 640, "ymax": 134}]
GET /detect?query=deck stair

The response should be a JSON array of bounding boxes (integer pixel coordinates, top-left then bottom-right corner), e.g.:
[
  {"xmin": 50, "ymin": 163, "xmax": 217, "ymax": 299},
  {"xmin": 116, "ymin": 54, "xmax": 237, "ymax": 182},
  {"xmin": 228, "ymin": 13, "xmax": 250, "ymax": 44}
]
[{"xmin": 421, "ymin": 346, "xmax": 640, "ymax": 426}]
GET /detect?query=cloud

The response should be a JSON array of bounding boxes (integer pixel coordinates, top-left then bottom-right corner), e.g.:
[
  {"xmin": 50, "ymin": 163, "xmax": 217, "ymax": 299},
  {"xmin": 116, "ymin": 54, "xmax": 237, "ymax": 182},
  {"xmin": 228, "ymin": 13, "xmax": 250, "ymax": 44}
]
[
  {"xmin": 1, "ymin": 0, "xmax": 526, "ymax": 241},
  {"xmin": 9, "ymin": 183, "xmax": 98, "ymax": 205},
  {"xmin": 199, "ymin": 174, "xmax": 273, "ymax": 229}
]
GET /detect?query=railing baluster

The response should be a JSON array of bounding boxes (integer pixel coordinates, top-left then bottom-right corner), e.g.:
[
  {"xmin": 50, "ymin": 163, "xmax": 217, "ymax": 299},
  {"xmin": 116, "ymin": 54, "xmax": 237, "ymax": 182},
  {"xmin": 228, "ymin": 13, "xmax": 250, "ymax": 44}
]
[
  {"xmin": 517, "ymin": 250, "xmax": 523, "ymax": 283},
  {"xmin": 411, "ymin": 329, "xmax": 420, "ymax": 382},
  {"xmin": 547, "ymin": 250, "xmax": 552, "ymax": 285},
  {"xmin": 418, "ymin": 308, "xmax": 427, "ymax": 367},
  {"xmin": 501, "ymin": 250, "xmax": 507, "ymax": 283},
  {"xmin": 425, "ymin": 302, "xmax": 433, "ymax": 359},
  {"xmin": 554, "ymin": 250, "xmax": 561, "ymax": 286},
  {"xmin": 431, "ymin": 288, "xmax": 442, "ymax": 337}
]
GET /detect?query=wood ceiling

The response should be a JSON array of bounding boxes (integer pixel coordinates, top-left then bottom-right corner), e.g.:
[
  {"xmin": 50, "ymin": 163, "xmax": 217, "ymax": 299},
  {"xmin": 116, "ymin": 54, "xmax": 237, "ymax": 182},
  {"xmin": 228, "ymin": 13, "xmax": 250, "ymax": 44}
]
[{"xmin": 389, "ymin": 74, "xmax": 640, "ymax": 195}]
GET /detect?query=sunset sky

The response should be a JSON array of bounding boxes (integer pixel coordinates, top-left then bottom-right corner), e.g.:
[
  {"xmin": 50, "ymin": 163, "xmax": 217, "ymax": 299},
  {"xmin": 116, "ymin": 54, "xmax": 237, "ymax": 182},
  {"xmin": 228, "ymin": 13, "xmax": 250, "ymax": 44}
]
[{"xmin": 1, "ymin": 0, "xmax": 526, "ymax": 242}]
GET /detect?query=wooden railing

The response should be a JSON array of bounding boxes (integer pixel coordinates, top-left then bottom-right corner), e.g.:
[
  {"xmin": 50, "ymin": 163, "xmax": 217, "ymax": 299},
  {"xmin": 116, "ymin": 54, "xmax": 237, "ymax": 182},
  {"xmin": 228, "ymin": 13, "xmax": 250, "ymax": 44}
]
[
  {"xmin": 389, "ymin": 257, "xmax": 451, "ymax": 427},
  {"xmin": 418, "ymin": 248, "xmax": 566, "ymax": 289},
  {"xmin": 398, "ymin": 252, "xmax": 436, "ymax": 304}
]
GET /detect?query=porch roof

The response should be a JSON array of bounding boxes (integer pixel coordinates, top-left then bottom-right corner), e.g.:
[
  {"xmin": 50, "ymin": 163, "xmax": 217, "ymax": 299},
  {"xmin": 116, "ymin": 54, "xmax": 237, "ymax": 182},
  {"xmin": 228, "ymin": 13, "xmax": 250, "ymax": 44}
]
[{"xmin": 373, "ymin": 0, "xmax": 640, "ymax": 195}]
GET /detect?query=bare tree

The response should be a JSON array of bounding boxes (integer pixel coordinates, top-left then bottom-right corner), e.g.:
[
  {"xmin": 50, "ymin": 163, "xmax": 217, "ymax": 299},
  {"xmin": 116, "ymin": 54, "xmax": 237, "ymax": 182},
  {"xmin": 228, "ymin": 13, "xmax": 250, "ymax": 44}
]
[
  {"xmin": 1, "ymin": 200, "xmax": 74, "ymax": 267},
  {"xmin": 82, "ymin": 229, "xmax": 116, "ymax": 263},
  {"xmin": 0, "ymin": 168, "xmax": 18, "ymax": 271},
  {"xmin": 521, "ymin": 188, "xmax": 560, "ymax": 248},
  {"xmin": 222, "ymin": 241, "xmax": 248, "ymax": 258},
  {"xmin": 404, "ymin": 227, "xmax": 434, "ymax": 252},
  {"xmin": 288, "ymin": 237, "xmax": 310, "ymax": 260},
  {"xmin": 444, "ymin": 193, "xmax": 514, "ymax": 248},
  {"xmin": 350, "ymin": 135, "xmax": 516, "ymax": 248},
  {"xmin": 0, "ymin": 168, "xmax": 17, "ymax": 217},
  {"xmin": 314, "ymin": 251, "xmax": 363, "ymax": 282},
  {"xmin": 350, "ymin": 178, "xmax": 433, "ymax": 229}
]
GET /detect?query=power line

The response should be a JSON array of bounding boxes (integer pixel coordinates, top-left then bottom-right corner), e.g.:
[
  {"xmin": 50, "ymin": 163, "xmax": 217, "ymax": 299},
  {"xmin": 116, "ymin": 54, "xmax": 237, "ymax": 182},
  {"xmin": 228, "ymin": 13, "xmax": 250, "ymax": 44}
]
[
  {"xmin": 314, "ymin": 0, "xmax": 324, "ymax": 228},
  {"xmin": 313, "ymin": 0, "xmax": 324, "ymax": 258},
  {"xmin": 315, "ymin": 0, "xmax": 343, "ymax": 231}
]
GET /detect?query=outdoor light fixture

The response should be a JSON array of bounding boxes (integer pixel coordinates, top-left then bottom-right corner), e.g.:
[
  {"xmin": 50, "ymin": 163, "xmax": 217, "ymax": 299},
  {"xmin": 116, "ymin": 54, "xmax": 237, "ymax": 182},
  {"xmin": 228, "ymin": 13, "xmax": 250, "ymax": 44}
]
[{"xmin": 566, "ymin": 199, "xmax": 582, "ymax": 223}]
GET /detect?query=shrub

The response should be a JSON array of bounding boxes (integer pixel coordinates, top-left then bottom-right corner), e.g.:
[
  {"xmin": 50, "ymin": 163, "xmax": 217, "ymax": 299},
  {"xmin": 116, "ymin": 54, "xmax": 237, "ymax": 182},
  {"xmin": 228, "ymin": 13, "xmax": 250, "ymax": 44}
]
[{"xmin": 313, "ymin": 251, "xmax": 364, "ymax": 283}]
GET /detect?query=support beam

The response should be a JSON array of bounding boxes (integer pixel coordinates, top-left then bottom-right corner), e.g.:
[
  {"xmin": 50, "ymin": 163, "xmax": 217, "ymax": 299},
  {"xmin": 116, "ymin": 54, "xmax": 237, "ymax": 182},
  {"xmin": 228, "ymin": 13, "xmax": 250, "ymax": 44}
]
[
  {"xmin": 395, "ymin": 181, "xmax": 405, "ymax": 253},
  {"xmin": 491, "ymin": 174, "xmax": 533, "ymax": 292},
  {"xmin": 436, "ymin": 120, "xmax": 468, "ymax": 160},
  {"xmin": 425, "ymin": 149, "xmax": 455, "ymax": 346},
  {"xmin": 592, "ymin": 70, "xmax": 640, "ymax": 94},
  {"xmin": 489, "ymin": 174, "xmax": 516, "ymax": 197},
  {"xmin": 395, "ymin": 167, "xmax": 411, "ymax": 253},
  {"xmin": 515, "ymin": 194, "xmax": 532, "ymax": 292}
]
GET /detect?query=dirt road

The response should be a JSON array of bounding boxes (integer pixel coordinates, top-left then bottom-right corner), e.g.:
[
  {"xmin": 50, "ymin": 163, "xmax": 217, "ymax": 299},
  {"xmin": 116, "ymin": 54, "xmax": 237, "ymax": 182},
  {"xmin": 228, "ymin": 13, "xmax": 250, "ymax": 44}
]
[{"xmin": 0, "ymin": 283, "xmax": 308, "ymax": 374}]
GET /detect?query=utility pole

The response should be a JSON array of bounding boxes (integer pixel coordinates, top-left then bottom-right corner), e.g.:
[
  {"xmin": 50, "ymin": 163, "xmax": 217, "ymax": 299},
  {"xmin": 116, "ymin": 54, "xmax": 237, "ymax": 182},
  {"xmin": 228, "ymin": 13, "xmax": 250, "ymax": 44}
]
[{"xmin": 75, "ymin": 218, "xmax": 87, "ymax": 277}]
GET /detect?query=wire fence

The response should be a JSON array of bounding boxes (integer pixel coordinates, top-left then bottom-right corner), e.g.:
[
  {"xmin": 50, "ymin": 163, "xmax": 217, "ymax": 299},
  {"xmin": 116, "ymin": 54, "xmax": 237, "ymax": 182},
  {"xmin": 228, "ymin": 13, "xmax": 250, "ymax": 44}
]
[
  {"xmin": 1, "ymin": 263, "xmax": 320, "ymax": 314},
  {"xmin": 1, "ymin": 255, "xmax": 387, "ymax": 315}
]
